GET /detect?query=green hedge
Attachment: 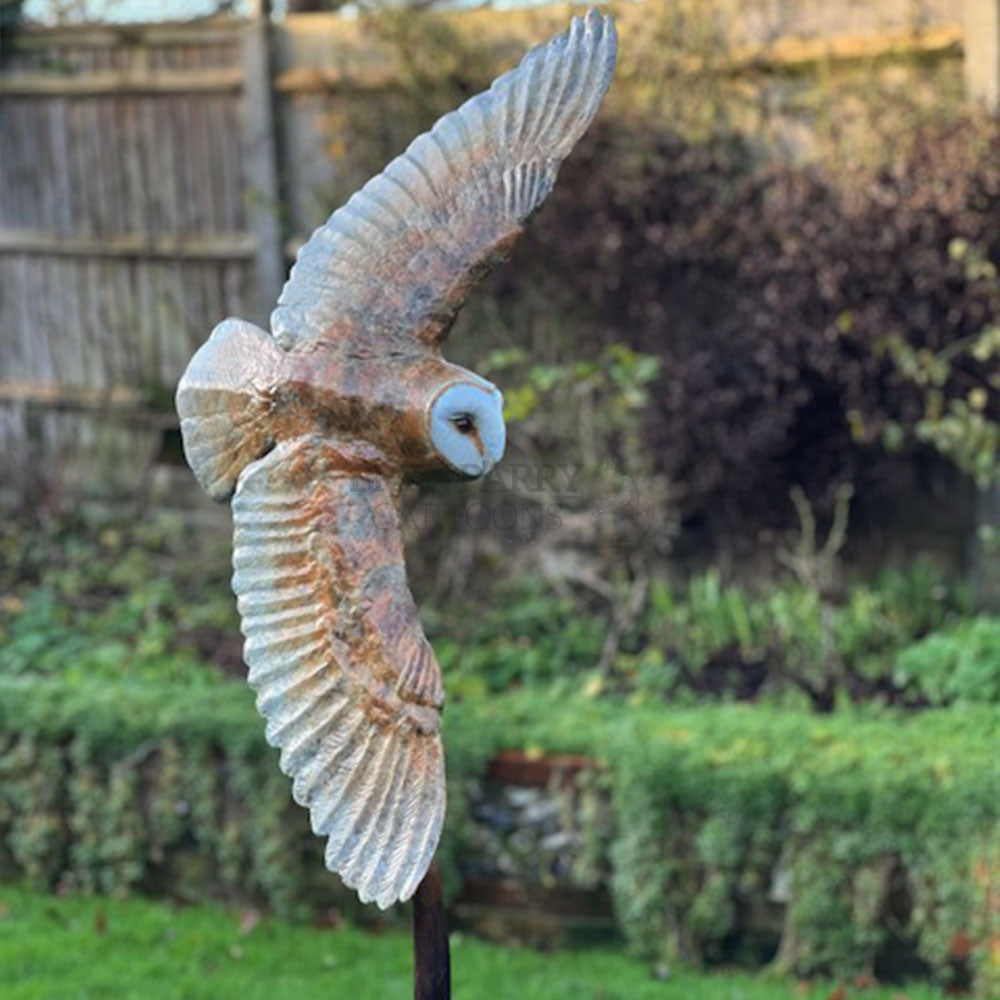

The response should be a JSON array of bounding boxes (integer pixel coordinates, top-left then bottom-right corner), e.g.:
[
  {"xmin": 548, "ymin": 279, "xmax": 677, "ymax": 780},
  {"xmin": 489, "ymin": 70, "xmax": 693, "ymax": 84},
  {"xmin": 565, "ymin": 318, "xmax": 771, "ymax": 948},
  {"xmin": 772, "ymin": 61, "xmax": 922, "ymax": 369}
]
[
  {"xmin": 0, "ymin": 677, "xmax": 493, "ymax": 924},
  {"xmin": 1, "ymin": 677, "xmax": 998, "ymax": 994}
]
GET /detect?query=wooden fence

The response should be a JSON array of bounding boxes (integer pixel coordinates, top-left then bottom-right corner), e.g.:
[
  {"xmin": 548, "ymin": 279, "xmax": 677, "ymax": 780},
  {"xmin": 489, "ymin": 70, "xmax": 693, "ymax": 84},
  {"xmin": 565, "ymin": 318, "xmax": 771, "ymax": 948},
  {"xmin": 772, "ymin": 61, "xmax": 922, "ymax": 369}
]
[
  {"xmin": 0, "ymin": 16, "xmax": 283, "ymax": 500},
  {"xmin": 0, "ymin": 4, "xmax": 978, "ymax": 505}
]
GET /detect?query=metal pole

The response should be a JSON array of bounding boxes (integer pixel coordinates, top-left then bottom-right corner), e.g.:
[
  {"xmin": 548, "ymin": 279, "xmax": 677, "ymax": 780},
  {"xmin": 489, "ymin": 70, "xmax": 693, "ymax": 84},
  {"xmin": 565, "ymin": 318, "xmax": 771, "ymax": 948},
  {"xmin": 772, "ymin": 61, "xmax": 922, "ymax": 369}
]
[{"xmin": 413, "ymin": 859, "xmax": 450, "ymax": 1000}]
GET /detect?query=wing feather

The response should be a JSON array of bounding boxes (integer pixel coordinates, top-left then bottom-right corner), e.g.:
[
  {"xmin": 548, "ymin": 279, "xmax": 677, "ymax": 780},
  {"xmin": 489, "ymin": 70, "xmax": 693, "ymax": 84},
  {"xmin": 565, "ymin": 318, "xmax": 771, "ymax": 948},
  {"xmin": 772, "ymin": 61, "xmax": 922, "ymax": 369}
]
[
  {"xmin": 272, "ymin": 9, "xmax": 616, "ymax": 351},
  {"xmin": 232, "ymin": 436, "xmax": 445, "ymax": 908}
]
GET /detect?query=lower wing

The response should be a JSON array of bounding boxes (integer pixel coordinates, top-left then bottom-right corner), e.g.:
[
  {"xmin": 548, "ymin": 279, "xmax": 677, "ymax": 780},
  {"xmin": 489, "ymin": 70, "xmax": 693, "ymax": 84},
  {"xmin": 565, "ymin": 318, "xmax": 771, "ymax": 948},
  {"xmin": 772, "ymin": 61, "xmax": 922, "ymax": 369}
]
[{"xmin": 231, "ymin": 436, "xmax": 445, "ymax": 908}]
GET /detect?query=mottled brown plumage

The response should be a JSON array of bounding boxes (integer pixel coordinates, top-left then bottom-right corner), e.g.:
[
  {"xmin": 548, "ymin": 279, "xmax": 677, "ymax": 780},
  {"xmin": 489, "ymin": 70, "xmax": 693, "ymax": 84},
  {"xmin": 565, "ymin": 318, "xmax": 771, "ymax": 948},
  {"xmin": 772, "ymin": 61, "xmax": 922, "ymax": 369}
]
[{"xmin": 176, "ymin": 9, "xmax": 616, "ymax": 908}]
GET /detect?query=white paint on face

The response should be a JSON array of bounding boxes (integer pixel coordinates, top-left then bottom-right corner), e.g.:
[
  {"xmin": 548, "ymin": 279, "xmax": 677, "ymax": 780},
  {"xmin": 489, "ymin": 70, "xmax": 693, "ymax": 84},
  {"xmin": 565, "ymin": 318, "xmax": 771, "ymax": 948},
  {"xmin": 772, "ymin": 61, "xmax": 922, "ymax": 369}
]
[{"xmin": 429, "ymin": 379, "xmax": 506, "ymax": 478}]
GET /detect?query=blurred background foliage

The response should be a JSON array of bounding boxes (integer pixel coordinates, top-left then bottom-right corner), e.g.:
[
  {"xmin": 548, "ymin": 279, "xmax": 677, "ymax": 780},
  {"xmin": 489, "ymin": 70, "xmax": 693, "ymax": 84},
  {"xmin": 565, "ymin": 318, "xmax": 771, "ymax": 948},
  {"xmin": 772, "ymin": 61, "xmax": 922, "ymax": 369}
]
[
  {"xmin": 294, "ymin": 2, "xmax": 1000, "ymax": 608},
  {"xmin": 4, "ymin": 510, "xmax": 996, "ymax": 713}
]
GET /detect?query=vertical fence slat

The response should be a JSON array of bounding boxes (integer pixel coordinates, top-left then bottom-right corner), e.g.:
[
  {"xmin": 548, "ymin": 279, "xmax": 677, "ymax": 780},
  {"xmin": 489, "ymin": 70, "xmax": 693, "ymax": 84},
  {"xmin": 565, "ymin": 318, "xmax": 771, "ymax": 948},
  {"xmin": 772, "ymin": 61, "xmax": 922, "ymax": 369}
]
[{"xmin": 240, "ymin": 15, "xmax": 285, "ymax": 327}]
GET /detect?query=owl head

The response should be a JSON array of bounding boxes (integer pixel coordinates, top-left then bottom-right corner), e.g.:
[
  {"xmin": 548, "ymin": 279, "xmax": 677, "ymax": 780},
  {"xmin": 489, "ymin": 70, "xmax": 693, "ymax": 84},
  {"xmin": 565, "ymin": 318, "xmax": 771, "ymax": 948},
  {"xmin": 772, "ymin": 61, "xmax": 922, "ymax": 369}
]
[{"xmin": 427, "ymin": 376, "xmax": 505, "ymax": 479}]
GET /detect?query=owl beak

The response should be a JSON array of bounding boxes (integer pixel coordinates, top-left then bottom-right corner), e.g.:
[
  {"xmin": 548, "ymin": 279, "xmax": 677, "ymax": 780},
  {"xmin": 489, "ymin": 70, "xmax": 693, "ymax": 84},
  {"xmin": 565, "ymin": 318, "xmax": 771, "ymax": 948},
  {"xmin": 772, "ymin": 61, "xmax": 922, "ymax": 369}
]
[
  {"xmin": 479, "ymin": 386, "xmax": 505, "ymax": 470},
  {"xmin": 464, "ymin": 427, "xmax": 502, "ymax": 478}
]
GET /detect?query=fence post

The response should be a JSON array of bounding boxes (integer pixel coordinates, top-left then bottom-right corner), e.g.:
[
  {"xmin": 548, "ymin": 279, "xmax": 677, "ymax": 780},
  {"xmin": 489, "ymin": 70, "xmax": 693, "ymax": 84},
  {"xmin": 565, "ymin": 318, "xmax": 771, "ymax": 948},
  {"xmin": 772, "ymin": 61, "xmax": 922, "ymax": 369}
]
[
  {"xmin": 964, "ymin": 0, "xmax": 1000, "ymax": 109},
  {"xmin": 963, "ymin": 3, "xmax": 1000, "ymax": 611},
  {"xmin": 241, "ymin": 0, "xmax": 285, "ymax": 327}
]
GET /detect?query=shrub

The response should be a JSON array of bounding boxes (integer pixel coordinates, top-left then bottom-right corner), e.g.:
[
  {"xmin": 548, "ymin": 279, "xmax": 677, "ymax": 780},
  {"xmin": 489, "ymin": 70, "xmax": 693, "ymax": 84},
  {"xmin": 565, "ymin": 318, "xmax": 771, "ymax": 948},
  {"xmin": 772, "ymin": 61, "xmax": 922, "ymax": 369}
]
[
  {"xmin": 0, "ymin": 677, "xmax": 370, "ymax": 922},
  {"xmin": 1, "ymin": 676, "xmax": 998, "ymax": 994},
  {"xmin": 455, "ymin": 692, "xmax": 1000, "ymax": 995},
  {"xmin": 0, "ymin": 511, "xmax": 240, "ymax": 684},
  {"xmin": 497, "ymin": 115, "xmax": 1000, "ymax": 544},
  {"xmin": 433, "ymin": 562, "xmax": 979, "ymax": 709},
  {"xmin": 5, "ymin": 508, "xmax": 983, "ymax": 710},
  {"xmin": 894, "ymin": 617, "xmax": 1000, "ymax": 706}
]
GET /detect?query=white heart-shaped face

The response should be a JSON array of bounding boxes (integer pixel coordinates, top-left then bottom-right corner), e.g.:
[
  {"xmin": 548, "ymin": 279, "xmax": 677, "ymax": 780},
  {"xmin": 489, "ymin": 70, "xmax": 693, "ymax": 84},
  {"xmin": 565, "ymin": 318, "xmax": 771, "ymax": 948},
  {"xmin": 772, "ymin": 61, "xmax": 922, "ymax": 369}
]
[{"xmin": 429, "ymin": 379, "xmax": 506, "ymax": 478}]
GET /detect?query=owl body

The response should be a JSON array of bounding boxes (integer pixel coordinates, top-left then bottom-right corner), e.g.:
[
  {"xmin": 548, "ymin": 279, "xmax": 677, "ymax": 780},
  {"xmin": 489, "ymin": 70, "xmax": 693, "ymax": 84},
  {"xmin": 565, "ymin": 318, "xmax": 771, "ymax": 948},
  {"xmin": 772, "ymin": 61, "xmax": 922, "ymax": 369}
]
[{"xmin": 178, "ymin": 317, "xmax": 502, "ymax": 499}]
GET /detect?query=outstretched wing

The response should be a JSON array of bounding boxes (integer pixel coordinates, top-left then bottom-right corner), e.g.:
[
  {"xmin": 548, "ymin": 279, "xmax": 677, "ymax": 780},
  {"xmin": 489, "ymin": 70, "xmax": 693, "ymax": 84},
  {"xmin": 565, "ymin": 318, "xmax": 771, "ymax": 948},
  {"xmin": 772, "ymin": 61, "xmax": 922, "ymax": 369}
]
[
  {"xmin": 272, "ymin": 8, "xmax": 616, "ymax": 352},
  {"xmin": 231, "ymin": 436, "xmax": 445, "ymax": 909}
]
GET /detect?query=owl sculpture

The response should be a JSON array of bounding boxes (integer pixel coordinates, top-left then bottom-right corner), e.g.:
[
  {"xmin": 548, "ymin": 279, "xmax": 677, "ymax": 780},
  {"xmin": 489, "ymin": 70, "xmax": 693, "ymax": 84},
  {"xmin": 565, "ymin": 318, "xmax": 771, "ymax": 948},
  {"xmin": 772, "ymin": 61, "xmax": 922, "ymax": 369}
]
[{"xmin": 176, "ymin": 9, "xmax": 616, "ymax": 909}]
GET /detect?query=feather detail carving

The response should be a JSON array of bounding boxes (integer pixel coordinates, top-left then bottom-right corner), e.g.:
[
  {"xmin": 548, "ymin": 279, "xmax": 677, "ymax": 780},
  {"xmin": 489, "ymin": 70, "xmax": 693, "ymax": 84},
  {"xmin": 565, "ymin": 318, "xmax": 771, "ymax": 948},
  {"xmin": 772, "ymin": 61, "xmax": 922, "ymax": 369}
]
[
  {"xmin": 272, "ymin": 8, "xmax": 617, "ymax": 352},
  {"xmin": 232, "ymin": 437, "xmax": 445, "ymax": 908}
]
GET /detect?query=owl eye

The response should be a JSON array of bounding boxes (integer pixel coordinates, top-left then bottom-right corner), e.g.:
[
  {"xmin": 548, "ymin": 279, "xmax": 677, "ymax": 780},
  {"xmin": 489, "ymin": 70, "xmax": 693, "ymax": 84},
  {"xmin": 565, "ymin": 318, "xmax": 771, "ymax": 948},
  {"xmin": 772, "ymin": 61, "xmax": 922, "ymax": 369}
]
[{"xmin": 452, "ymin": 414, "xmax": 475, "ymax": 435}]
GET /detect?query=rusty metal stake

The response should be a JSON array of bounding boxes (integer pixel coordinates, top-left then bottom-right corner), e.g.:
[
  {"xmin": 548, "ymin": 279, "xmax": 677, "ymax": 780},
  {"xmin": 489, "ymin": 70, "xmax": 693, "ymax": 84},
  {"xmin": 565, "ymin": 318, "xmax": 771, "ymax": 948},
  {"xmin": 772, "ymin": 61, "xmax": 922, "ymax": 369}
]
[{"xmin": 413, "ymin": 858, "xmax": 450, "ymax": 1000}]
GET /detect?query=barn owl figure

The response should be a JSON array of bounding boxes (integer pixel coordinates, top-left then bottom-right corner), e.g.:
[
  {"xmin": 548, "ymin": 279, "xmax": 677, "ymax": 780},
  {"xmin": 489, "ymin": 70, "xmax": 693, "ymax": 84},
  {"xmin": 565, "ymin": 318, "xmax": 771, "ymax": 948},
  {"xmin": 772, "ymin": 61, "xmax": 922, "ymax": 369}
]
[{"xmin": 176, "ymin": 10, "xmax": 616, "ymax": 909}]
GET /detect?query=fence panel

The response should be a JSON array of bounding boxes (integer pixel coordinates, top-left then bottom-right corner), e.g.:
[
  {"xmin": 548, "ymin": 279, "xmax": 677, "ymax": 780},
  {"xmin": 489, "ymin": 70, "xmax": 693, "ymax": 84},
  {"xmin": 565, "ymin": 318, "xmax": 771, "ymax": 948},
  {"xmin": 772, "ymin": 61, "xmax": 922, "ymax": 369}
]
[{"xmin": 0, "ymin": 19, "xmax": 278, "ymax": 501}]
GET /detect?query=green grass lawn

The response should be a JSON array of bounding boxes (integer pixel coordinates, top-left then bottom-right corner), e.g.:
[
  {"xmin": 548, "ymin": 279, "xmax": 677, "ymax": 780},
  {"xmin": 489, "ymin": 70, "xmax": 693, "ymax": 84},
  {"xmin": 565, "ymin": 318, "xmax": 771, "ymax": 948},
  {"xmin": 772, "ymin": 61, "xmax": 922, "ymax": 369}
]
[{"xmin": 0, "ymin": 887, "xmax": 948, "ymax": 1000}]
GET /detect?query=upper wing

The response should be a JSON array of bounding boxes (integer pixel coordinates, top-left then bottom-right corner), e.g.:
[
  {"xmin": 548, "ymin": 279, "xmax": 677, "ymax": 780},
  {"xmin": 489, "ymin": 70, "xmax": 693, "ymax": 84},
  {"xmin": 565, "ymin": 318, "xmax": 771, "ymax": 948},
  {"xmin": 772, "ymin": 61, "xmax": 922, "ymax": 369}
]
[
  {"xmin": 272, "ymin": 8, "xmax": 616, "ymax": 352},
  {"xmin": 231, "ymin": 436, "xmax": 445, "ymax": 908}
]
